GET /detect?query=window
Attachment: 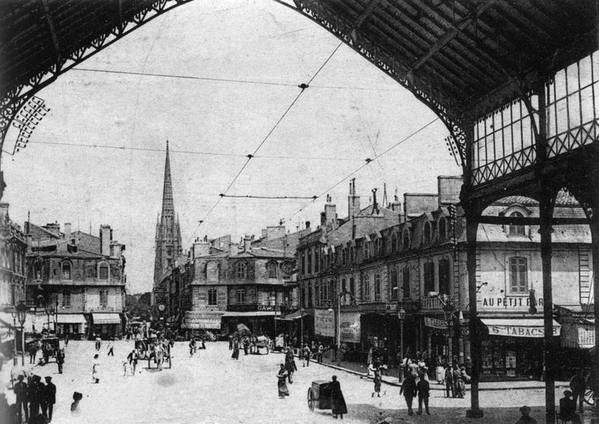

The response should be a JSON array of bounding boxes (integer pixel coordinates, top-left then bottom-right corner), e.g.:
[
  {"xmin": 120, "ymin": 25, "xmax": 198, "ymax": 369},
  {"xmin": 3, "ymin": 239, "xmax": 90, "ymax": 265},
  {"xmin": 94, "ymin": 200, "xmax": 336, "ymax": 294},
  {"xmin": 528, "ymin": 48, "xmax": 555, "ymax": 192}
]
[
  {"xmin": 86, "ymin": 266, "xmax": 95, "ymax": 279},
  {"xmin": 308, "ymin": 283, "xmax": 313, "ymax": 308},
  {"xmin": 206, "ymin": 261, "xmax": 219, "ymax": 283},
  {"xmin": 374, "ymin": 274, "xmax": 381, "ymax": 301},
  {"xmin": 508, "ymin": 211, "xmax": 526, "ymax": 236},
  {"xmin": 236, "ymin": 262, "xmax": 247, "ymax": 279},
  {"xmin": 236, "ymin": 288, "xmax": 246, "ymax": 304},
  {"xmin": 438, "ymin": 217, "xmax": 447, "ymax": 241},
  {"xmin": 402, "ymin": 267, "xmax": 410, "ymax": 298},
  {"xmin": 267, "ymin": 261, "xmax": 277, "ymax": 279},
  {"xmin": 424, "ymin": 222, "xmax": 433, "ymax": 244},
  {"xmin": 349, "ymin": 277, "xmax": 355, "ymax": 297},
  {"xmin": 62, "ymin": 290, "xmax": 71, "ymax": 308},
  {"xmin": 402, "ymin": 230, "xmax": 410, "ymax": 249},
  {"xmin": 509, "ymin": 257, "xmax": 528, "ymax": 293},
  {"xmin": 301, "ymin": 252, "xmax": 305, "ymax": 276},
  {"xmin": 99, "ymin": 263, "xmax": 109, "ymax": 280},
  {"xmin": 424, "ymin": 262, "xmax": 435, "ymax": 294},
  {"xmin": 439, "ymin": 259, "xmax": 451, "ymax": 295},
  {"xmin": 307, "ymin": 250, "xmax": 312, "ymax": 274},
  {"xmin": 208, "ymin": 288, "xmax": 217, "ymax": 305},
  {"xmin": 391, "ymin": 234, "xmax": 398, "ymax": 253},
  {"xmin": 362, "ymin": 274, "xmax": 370, "ymax": 301},
  {"xmin": 315, "ymin": 249, "xmax": 320, "ymax": 273},
  {"xmin": 100, "ymin": 289, "xmax": 108, "ymax": 307},
  {"xmin": 61, "ymin": 262, "xmax": 71, "ymax": 280},
  {"xmin": 390, "ymin": 268, "xmax": 398, "ymax": 300}
]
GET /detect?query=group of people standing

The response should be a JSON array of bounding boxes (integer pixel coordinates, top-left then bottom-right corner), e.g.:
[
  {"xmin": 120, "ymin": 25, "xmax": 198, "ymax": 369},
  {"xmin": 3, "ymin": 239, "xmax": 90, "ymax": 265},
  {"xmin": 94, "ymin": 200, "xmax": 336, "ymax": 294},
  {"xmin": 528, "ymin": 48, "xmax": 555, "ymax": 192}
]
[
  {"xmin": 443, "ymin": 363, "xmax": 470, "ymax": 398},
  {"xmin": 13, "ymin": 374, "xmax": 56, "ymax": 424}
]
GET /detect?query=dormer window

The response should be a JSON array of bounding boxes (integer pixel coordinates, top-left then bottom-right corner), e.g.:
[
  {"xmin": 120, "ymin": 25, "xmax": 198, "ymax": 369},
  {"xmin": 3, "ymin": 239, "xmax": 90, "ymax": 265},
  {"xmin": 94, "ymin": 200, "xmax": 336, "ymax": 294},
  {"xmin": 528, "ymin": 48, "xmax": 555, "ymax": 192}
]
[
  {"xmin": 508, "ymin": 211, "xmax": 526, "ymax": 236},
  {"xmin": 438, "ymin": 217, "xmax": 447, "ymax": 241},
  {"xmin": 424, "ymin": 221, "xmax": 433, "ymax": 244},
  {"xmin": 402, "ymin": 229, "xmax": 411, "ymax": 250}
]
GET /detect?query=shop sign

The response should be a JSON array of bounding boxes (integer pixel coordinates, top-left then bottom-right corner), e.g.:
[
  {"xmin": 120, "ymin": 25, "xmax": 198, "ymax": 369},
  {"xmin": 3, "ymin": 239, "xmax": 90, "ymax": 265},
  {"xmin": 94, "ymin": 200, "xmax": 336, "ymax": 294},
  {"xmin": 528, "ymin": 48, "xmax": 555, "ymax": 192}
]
[
  {"xmin": 184, "ymin": 311, "xmax": 223, "ymax": 330},
  {"xmin": 257, "ymin": 305, "xmax": 274, "ymax": 311},
  {"xmin": 478, "ymin": 296, "xmax": 543, "ymax": 310},
  {"xmin": 487, "ymin": 323, "xmax": 559, "ymax": 338},
  {"xmin": 340, "ymin": 312, "xmax": 361, "ymax": 343},
  {"xmin": 315, "ymin": 309, "xmax": 334, "ymax": 338},
  {"xmin": 424, "ymin": 317, "xmax": 447, "ymax": 330}
]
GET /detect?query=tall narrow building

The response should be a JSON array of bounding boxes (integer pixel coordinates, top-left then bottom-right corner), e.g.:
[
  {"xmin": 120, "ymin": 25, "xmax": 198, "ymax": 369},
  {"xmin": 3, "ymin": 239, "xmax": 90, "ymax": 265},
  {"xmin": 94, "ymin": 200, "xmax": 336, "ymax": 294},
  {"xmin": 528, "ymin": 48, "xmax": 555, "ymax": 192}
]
[{"xmin": 153, "ymin": 141, "xmax": 182, "ymax": 290}]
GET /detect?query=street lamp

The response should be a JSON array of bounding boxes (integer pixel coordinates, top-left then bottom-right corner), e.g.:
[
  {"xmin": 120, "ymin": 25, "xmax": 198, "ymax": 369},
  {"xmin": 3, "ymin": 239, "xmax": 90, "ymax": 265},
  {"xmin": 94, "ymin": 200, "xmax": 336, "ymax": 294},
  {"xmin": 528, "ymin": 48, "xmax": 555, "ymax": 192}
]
[
  {"xmin": 45, "ymin": 302, "xmax": 55, "ymax": 333},
  {"xmin": 10, "ymin": 308, "xmax": 17, "ymax": 366},
  {"xmin": 398, "ymin": 305, "xmax": 406, "ymax": 381},
  {"xmin": 16, "ymin": 301, "xmax": 27, "ymax": 366}
]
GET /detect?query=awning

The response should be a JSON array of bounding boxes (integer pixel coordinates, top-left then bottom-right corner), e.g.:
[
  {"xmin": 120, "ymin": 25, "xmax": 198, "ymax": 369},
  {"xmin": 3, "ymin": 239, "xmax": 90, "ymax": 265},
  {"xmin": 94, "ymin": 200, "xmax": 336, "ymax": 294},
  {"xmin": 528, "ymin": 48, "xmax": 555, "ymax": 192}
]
[
  {"xmin": 91, "ymin": 313, "xmax": 122, "ymax": 325},
  {"xmin": 56, "ymin": 314, "xmax": 87, "ymax": 324},
  {"xmin": 0, "ymin": 311, "xmax": 14, "ymax": 327},
  {"xmin": 481, "ymin": 318, "xmax": 561, "ymax": 338},
  {"xmin": 276, "ymin": 310, "xmax": 308, "ymax": 321},
  {"xmin": 222, "ymin": 311, "xmax": 275, "ymax": 317}
]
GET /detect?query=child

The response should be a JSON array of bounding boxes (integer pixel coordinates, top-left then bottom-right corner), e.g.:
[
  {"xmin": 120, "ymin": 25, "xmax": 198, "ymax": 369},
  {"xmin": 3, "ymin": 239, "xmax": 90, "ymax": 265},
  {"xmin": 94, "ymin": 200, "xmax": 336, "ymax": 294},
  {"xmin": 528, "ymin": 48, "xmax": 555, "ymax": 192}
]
[
  {"xmin": 122, "ymin": 361, "xmax": 130, "ymax": 377},
  {"xmin": 372, "ymin": 368, "xmax": 382, "ymax": 397}
]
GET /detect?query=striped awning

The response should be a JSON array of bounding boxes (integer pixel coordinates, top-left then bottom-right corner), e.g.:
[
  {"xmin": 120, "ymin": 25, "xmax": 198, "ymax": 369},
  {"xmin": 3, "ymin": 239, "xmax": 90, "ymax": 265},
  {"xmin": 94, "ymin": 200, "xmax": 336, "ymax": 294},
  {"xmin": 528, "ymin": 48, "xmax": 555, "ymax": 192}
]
[
  {"xmin": 92, "ymin": 313, "xmax": 121, "ymax": 325},
  {"xmin": 56, "ymin": 314, "xmax": 87, "ymax": 324}
]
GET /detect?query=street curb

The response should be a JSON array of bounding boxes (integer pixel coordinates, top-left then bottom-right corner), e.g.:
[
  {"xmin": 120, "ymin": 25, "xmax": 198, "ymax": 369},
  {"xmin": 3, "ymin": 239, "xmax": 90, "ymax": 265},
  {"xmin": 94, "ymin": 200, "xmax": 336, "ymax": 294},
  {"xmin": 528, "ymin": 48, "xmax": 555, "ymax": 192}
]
[{"xmin": 290, "ymin": 353, "xmax": 570, "ymax": 391}]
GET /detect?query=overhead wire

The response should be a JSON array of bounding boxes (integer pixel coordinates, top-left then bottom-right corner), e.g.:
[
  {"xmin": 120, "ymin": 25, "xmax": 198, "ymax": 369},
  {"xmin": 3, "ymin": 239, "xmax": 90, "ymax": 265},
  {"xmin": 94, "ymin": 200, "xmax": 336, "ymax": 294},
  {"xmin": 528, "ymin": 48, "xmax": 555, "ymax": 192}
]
[{"xmin": 188, "ymin": 41, "xmax": 344, "ymax": 243}]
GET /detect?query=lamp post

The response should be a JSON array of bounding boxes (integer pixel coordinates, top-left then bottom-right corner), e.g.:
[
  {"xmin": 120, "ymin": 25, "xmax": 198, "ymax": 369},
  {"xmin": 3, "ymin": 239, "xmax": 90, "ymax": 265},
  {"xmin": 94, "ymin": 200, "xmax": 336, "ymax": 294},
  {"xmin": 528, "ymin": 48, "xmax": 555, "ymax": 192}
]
[
  {"xmin": 16, "ymin": 301, "xmax": 27, "ymax": 366},
  {"xmin": 45, "ymin": 302, "xmax": 55, "ymax": 333},
  {"xmin": 329, "ymin": 289, "xmax": 355, "ymax": 363},
  {"xmin": 10, "ymin": 309, "xmax": 17, "ymax": 366},
  {"xmin": 398, "ymin": 305, "xmax": 406, "ymax": 381}
]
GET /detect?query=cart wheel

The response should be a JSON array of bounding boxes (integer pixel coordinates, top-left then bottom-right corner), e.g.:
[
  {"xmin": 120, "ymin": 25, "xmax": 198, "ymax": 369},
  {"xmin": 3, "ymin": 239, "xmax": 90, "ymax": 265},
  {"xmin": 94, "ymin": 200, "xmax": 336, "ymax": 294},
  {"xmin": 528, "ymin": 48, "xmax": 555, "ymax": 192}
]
[{"xmin": 307, "ymin": 387, "xmax": 315, "ymax": 411}]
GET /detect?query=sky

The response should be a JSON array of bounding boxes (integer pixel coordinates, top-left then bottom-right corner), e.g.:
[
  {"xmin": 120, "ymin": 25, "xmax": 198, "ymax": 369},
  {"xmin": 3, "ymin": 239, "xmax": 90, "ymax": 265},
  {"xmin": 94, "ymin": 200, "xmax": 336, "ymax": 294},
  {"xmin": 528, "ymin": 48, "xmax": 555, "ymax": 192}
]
[{"xmin": 2, "ymin": 0, "xmax": 460, "ymax": 294}]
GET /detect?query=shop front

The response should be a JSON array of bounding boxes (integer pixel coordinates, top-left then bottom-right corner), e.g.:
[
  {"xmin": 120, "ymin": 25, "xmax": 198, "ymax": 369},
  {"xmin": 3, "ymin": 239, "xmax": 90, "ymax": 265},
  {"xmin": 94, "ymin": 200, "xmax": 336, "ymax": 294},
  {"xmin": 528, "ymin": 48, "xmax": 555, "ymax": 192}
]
[
  {"xmin": 181, "ymin": 310, "xmax": 224, "ymax": 338},
  {"xmin": 339, "ymin": 311, "xmax": 361, "ymax": 362},
  {"xmin": 91, "ymin": 313, "xmax": 123, "ymax": 339},
  {"xmin": 55, "ymin": 314, "xmax": 87, "ymax": 339},
  {"xmin": 555, "ymin": 305, "xmax": 595, "ymax": 378},
  {"xmin": 479, "ymin": 317, "xmax": 561, "ymax": 380},
  {"xmin": 314, "ymin": 308, "xmax": 334, "ymax": 344},
  {"xmin": 222, "ymin": 310, "xmax": 276, "ymax": 336}
]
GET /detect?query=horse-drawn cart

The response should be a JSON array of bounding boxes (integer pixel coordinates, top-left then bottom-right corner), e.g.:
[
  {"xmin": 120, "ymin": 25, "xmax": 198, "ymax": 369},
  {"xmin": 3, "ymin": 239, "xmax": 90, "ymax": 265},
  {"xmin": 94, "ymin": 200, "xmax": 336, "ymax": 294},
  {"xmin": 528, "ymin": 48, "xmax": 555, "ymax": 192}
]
[{"xmin": 307, "ymin": 380, "xmax": 331, "ymax": 411}]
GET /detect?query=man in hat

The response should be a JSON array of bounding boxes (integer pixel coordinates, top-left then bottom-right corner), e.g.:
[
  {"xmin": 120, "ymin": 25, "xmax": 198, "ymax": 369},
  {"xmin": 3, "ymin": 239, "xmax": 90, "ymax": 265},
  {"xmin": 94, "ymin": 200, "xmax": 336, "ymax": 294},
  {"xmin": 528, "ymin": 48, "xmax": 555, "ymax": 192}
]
[
  {"xmin": 28, "ymin": 375, "xmax": 41, "ymax": 419},
  {"xmin": 559, "ymin": 390, "xmax": 582, "ymax": 424},
  {"xmin": 14, "ymin": 374, "xmax": 29, "ymax": 423},
  {"xmin": 42, "ymin": 376, "xmax": 56, "ymax": 421},
  {"xmin": 56, "ymin": 348, "xmax": 65, "ymax": 374},
  {"xmin": 515, "ymin": 406, "xmax": 536, "ymax": 424}
]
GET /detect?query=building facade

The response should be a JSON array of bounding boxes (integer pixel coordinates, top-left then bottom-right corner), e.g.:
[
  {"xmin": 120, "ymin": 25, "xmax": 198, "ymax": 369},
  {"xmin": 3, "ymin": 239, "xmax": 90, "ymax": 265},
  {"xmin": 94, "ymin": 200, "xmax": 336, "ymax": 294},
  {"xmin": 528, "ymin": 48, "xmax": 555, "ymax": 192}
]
[
  {"xmin": 0, "ymin": 203, "xmax": 27, "ymax": 357},
  {"xmin": 297, "ymin": 177, "xmax": 594, "ymax": 379},
  {"xmin": 157, "ymin": 228, "xmax": 302, "ymax": 338},
  {"xmin": 25, "ymin": 222, "xmax": 127, "ymax": 339}
]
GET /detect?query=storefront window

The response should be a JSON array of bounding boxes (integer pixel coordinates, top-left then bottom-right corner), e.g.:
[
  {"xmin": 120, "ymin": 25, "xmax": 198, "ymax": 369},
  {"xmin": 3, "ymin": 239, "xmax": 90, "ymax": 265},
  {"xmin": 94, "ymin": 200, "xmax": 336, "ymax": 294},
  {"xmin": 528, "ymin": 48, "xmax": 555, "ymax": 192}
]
[{"xmin": 509, "ymin": 256, "xmax": 528, "ymax": 293}]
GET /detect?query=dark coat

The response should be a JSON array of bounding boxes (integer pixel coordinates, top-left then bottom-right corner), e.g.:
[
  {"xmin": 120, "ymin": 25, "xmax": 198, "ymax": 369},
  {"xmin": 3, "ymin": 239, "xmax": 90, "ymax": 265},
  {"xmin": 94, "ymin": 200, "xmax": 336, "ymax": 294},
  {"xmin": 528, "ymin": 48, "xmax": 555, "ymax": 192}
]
[
  {"xmin": 330, "ymin": 380, "xmax": 347, "ymax": 415},
  {"xmin": 400, "ymin": 376, "xmax": 417, "ymax": 398},
  {"xmin": 42, "ymin": 383, "xmax": 56, "ymax": 405},
  {"xmin": 14, "ymin": 381, "xmax": 27, "ymax": 402},
  {"xmin": 416, "ymin": 379, "xmax": 430, "ymax": 398}
]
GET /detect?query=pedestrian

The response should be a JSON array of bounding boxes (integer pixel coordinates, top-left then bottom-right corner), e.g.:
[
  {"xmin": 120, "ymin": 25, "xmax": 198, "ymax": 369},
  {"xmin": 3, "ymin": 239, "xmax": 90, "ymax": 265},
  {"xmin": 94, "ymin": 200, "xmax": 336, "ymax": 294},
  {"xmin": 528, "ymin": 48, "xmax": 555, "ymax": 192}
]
[
  {"xmin": 330, "ymin": 375, "xmax": 347, "ymax": 419},
  {"xmin": 400, "ymin": 373, "xmax": 416, "ymax": 416},
  {"xmin": 317, "ymin": 343, "xmax": 324, "ymax": 363},
  {"xmin": 452, "ymin": 365, "xmax": 462, "ymax": 398},
  {"xmin": 28, "ymin": 375, "xmax": 41, "ymax": 420},
  {"xmin": 570, "ymin": 369, "xmax": 586, "ymax": 413},
  {"xmin": 127, "ymin": 349, "xmax": 138, "ymax": 374},
  {"xmin": 276, "ymin": 364, "xmax": 289, "ymax": 398},
  {"xmin": 95, "ymin": 336, "xmax": 101, "ymax": 351},
  {"xmin": 29, "ymin": 343, "xmax": 38, "ymax": 364},
  {"xmin": 231, "ymin": 339, "xmax": 240, "ymax": 360},
  {"xmin": 228, "ymin": 335, "xmax": 233, "ymax": 350},
  {"xmin": 284, "ymin": 347, "xmax": 297, "ymax": 384},
  {"xmin": 189, "ymin": 338, "xmax": 196, "ymax": 356},
  {"xmin": 14, "ymin": 375, "xmax": 28, "ymax": 424},
  {"xmin": 107, "ymin": 342, "xmax": 114, "ymax": 357},
  {"xmin": 71, "ymin": 392, "xmax": 82, "ymax": 413},
  {"xmin": 444, "ymin": 364, "xmax": 454, "ymax": 398},
  {"xmin": 56, "ymin": 349, "xmax": 65, "ymax": 374},
  {"xmin": 243, "ymin": 337, "xmax": 250, "ymax": 355},
  {"xmin": 372, "ymin": 367, "xmax": 382, "ymax": 398},
  {"xmin": 41, "ymin": 376, "xmax": 55, "ymax": 422},
  {"xmin": 42, "ymin": 343, "xmax": 50, "ymax": 365},
  {"xmin": 302, "ymin": 344, "xmax": 311, "ymax": 367},
  {"xmin": 515, "ymin": 405, "xmax": 537, "ymax": 424},
  {"xmin": 64, "ymin": 334, "xmax": 69, "ymax": 346},
  {"xmin": 559, "ymin": 390, "xmax": 582, "ymax": 424},
  {"xmin": 416, "ymin": 371, "xmax": 431, "ymax": 415},
  {"xmin": 92, "ymin": 354, "xmax": 100, "ymax": 383}
]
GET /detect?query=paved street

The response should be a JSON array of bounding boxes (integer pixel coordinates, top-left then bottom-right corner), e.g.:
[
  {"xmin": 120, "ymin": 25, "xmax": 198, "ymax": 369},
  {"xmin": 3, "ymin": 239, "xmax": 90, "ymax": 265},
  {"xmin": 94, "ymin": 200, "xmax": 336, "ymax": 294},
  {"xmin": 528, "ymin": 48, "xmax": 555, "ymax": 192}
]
[{"xmin": 1, "ymin": 341, "xmax": 595, "ymax": 424}]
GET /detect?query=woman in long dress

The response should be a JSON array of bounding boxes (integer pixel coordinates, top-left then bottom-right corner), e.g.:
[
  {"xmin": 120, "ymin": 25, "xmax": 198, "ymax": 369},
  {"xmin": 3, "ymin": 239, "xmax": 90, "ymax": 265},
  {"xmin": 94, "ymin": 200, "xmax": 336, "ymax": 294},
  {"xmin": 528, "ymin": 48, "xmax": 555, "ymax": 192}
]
[
  {"xmin": 330, "ymin": 375, "xmax": 347, "ymax": 419},
  {"xmin": 231, "ymin": 338, "xmax": 240, "ymax": 360},
  {"xmin": 277, "ymin": 364, "xmax": 289, "ymax": 398},
  {"xmin": 92, "ymin": 354, "xmax": 100, "ymax": 383}
]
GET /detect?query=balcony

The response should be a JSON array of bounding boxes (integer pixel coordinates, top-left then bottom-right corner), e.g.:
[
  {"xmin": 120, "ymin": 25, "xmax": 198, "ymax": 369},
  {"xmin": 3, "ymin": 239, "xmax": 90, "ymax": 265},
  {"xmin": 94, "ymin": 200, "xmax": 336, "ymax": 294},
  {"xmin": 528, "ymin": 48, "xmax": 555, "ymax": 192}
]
[{"xmin": 421, "ymin": 297, "xmax": 443, "ymax": 310}]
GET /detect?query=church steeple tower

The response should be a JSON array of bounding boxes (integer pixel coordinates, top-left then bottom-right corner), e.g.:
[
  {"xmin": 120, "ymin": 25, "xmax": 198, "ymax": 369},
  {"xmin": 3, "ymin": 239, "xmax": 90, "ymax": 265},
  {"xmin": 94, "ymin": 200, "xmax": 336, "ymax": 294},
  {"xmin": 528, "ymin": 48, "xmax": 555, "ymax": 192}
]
[{"xmin": 153, "ymin": 141, "xmax": 182, "ymax": 289}]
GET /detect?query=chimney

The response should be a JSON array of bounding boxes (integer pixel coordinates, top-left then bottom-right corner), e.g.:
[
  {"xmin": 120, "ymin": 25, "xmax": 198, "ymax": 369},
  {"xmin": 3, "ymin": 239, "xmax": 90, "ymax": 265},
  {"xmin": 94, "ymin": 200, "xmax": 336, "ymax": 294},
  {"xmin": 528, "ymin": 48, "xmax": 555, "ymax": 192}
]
[
  {"xmin": 305, "ymin": 221, "xmax": 311, "ymax": 230},
  {"xmin": 321, "ymin": 194, "xmax": 337, "ymax": 231},
  {"xmin": 371, "ymin": 188, "xmax": 380, "ymax": 215},
  {"xmin": 192, "ymin": 237, "xmax": 211, "ymax": 259},
  {"xmin": 243, "ymin": 235, "xmax": 252, "ymax": 253},
  {"xmin": 44, "ymin": 222, "xmax": 60, "ymax": 236},
  {"xmin": 389, "ymin": 187, "xmax": 402, "ymax": 212},
  {"xmin": 347, "ymin": 179, "xmax": 360, "ymax": 220},
  {"xmin": 64, "ymin": 222, "xmax": 72, "ymax": 240},
  {"xmin": 100, "ymin": 225, "xmax": 112, "ymax": 256}
]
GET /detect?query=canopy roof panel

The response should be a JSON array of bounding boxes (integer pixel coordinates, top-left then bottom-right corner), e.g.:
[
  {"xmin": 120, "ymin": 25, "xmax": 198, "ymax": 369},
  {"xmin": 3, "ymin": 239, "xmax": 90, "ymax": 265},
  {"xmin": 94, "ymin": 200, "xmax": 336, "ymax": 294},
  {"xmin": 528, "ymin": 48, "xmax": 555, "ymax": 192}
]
[{"xmin": 0, "ymin": 0, "xmax": 597, "ymax": 121}]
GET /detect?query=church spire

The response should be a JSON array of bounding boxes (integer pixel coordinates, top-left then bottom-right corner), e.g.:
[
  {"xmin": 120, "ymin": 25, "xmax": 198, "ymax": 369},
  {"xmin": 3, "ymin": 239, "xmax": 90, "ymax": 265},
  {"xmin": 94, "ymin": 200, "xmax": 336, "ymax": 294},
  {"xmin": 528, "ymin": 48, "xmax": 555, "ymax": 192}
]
[{"xmin": 161, "ymin": 140, "xmax": 175, "ymax": 218}]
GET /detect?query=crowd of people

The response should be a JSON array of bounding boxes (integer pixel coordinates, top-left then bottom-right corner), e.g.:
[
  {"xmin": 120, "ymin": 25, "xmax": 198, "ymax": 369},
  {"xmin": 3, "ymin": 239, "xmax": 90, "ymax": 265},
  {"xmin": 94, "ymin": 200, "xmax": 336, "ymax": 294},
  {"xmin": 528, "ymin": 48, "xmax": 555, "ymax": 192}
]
[{"xmin": 11, "ymin": 374, "xmax": 56, "ymax": 424}]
